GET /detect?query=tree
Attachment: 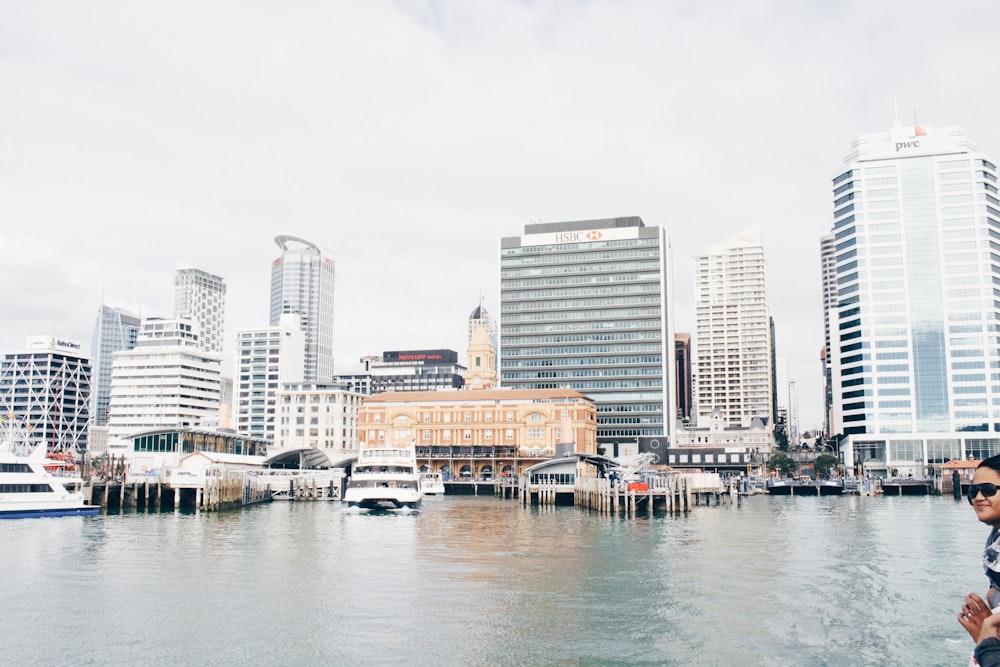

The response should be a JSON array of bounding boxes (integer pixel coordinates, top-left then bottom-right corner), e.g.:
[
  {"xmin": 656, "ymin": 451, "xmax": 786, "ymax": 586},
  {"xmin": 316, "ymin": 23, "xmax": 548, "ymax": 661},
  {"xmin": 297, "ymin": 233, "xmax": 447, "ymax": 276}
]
[
  {"xmin": 814, "ymin": 454, "xmax": 840, "ymax": 479},
  {"xmin": 768, "ymin": 453, "xmax": 797, "ymax": 478}
]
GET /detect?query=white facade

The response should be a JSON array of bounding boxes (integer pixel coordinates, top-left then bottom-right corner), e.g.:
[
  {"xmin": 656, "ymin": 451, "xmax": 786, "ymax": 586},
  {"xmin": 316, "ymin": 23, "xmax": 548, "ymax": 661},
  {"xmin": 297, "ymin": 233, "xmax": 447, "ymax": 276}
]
[
  {"xmin": 273, "ymin": 383, "xmax": 364, "ymax": 455},
  {"xmin": 174, "ymin": 267, "xmax": 227, "ymax": 354},
  {"xmin": 693, "ymin": 227, "xmax": 774, "ymax": 429},
  {"xmin": 233, "ymin": 313, "xmax": 305, "ymax": 441},
  {"xmin": 820, "ymin": 233, "xmax": 838, "ymax": 437},
  {"xmin": 0, "ymin": 337, "xmax": 92, "ymax": 452},
  {"xmin": 674, "ymin": 407, "xmax": 772, "ymax": 450},
  {"xmin": 270, "ymin": 235, "xmax": 335, "ymax": 383},
  {"xmin": 107, "ymin": 318, "xmax": 222, "ymax": 438},
  {"xmin": 829, "ymin": 123, "xmax": 1000, "ymax": 474}
]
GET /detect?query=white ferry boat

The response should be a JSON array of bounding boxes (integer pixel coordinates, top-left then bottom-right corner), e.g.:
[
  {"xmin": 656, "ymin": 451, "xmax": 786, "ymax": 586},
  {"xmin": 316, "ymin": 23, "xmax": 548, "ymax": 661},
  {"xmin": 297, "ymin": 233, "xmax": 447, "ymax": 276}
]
[
  {"xmin": 419, "ymin": 471, "xmax": 446, "ymax": 495},
  {"xmin": 344, "ymin": 444, "xmax": 422, "ymax": 509},
  {"xmin": 0, "ymin": 418, "xmax": 99, "ymax": 519}
]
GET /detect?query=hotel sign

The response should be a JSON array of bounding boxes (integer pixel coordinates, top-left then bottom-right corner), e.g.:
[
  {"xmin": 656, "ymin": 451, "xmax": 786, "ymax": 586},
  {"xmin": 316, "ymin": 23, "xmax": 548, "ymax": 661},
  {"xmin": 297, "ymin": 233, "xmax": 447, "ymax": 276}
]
[{"xmin": 522, "ymin": 226, "xmax": 640, "ymax": 246}]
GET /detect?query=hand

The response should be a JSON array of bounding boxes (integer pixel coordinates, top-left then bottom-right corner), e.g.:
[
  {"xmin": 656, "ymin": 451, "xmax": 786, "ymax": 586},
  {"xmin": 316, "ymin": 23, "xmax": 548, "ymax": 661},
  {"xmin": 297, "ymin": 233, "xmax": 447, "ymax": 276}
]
[
  {"xmin": 959, "ymin": 592, "xmax": 993, "ymax": 641},
  {"xmin": 981, "ymin": 612, "xmax": 1000, "ymax": 644}
]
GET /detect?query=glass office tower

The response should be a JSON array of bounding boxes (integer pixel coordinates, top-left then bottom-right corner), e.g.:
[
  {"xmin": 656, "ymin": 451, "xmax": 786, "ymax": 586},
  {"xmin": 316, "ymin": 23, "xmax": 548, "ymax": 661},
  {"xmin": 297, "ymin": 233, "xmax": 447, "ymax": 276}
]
[
  {"xmin": 830, "ymin": 123, "xmax": 1000, "ymax": 474},
  {"xmin": 499, "ymin": 217, "xmax": 675, "ymax": 447},
  {"xmin": 270, "ymin": 235, "xmax": 336, "ymax": 383},
  {"xmin": 90, "ymin": 304, "xmax": 141, "ymax": 427}
]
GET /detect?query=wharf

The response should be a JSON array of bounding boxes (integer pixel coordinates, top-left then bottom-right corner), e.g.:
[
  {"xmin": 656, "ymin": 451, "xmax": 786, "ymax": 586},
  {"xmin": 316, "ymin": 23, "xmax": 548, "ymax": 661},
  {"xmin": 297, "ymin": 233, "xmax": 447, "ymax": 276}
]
[{"xmin": 85, "ymin": 471, "xmax": 272, "ymax": 512}]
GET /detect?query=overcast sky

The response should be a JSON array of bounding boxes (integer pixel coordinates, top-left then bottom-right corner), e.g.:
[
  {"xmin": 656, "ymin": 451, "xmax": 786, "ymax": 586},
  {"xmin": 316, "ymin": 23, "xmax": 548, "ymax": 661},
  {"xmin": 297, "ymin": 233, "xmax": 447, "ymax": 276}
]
[{"xmin": 4, "ymin": 1, "xmax": 1000, "ymax": 431}]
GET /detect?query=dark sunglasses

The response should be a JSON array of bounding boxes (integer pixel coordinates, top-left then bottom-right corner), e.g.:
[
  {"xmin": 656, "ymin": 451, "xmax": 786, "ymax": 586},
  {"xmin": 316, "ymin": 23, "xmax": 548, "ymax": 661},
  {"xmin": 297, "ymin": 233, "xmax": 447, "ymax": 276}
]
[{"xmin": 968, "ymin": 483, "xmax": 1000, "ymax": 503}]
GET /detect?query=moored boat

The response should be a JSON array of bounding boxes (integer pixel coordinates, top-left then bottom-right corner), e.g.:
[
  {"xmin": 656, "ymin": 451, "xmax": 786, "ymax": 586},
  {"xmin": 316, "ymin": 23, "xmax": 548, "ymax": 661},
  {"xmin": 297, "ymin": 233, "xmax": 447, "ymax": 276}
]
[
  {"xmin": 0, "ymin": 417, "xmax": 98, "ymax": 519},
  {"xmin": 766, "ymin": 479, "xmax": 844, "ymax": 496},
  {"xmin": 344, "ymin": 444, "xmax": 422, "ymax": 509},
  {"xmin": 419, "ymin": 471, "xmax": 446, "ymax": 495}
]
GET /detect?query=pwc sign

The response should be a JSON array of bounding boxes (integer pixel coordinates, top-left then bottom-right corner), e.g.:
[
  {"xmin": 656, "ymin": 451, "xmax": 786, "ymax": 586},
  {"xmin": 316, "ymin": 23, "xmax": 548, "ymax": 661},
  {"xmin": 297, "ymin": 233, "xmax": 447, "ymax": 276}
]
[{"xmin": 895, "ymin": 125, "xmax": 928, "ymax": 152}]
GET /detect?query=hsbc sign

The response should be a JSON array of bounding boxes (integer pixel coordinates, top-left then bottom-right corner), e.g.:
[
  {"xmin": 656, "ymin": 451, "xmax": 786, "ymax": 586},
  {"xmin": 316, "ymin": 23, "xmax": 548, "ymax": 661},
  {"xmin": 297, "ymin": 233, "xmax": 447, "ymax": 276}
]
[
  {"xmin": 523, "ymin": 226, "xmax": 640, "ymax": 246},
  {"xmin": 554, "ymin": 230, "xmax": 603, "ymax": 243}
]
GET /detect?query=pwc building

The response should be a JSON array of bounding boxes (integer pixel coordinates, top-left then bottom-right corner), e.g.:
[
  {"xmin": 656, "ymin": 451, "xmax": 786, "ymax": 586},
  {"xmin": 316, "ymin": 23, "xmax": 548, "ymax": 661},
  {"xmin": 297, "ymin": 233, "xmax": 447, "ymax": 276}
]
[
  {"xmin": 499, "ymin": 216, "xmax": 675, "ymax": 448},
  {"xmin": 827, "ymin": 122, "xmax": 1000, "ymax": 475}
]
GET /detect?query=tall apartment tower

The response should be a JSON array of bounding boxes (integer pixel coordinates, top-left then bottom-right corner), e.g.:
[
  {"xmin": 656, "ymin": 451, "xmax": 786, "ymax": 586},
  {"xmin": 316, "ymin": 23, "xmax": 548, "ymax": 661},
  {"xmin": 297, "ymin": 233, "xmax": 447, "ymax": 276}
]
[
  {"xmin": 90, "ymin": 304, "xmax": 141, "ymax": 427},
  {"xmin": 0, "ymin": 337, "xmax": 92, "ymax": 452},
  {"xmin": 233, "ymin": 313, "xmax": 305, "ymax": 441},
  {"xmin": 829, "ymin": 122, "xmax": 1000, "ymax": 474},
  {"xmin": 499, "ymin": 216, "xmax": 675, "ymax": 446},
  {"xmin": 174, "ymin": 267, "xmax": 226, "ymax": 354},
  {"xmin": 820, "ymin": 233, "xmax": 838, "ymax": 438},
  {"xmin": 693, "ymin": 227, "xmax": 774, "ymax": 429},
  {"xmin": 106, "ymin": 318, "xmax": 222, "ymax": 438},
  {"xmin": 270, "ymin": 235, "xmax": 335, "ymax": 383}
]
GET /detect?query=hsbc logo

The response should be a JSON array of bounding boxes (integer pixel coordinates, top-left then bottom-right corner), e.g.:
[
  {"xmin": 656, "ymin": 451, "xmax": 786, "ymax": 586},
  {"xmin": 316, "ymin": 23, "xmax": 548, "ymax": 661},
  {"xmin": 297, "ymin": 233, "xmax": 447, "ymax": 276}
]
[{"xmin": 554, "ymin": 230, "xmax": 603, "ymax": 243}]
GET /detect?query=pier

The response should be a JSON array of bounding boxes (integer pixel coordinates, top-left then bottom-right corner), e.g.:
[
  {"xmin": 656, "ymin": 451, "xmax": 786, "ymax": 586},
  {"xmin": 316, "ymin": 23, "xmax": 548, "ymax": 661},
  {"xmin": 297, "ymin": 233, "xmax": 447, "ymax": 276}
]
[{"xmin": 85, "ymin": 471, "xmax": 273, "ymax": 512}]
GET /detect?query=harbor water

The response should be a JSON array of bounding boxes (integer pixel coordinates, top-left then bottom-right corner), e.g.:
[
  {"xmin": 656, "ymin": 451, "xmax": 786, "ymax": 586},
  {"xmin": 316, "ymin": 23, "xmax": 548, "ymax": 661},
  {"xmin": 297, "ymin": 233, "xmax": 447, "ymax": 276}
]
[{"xmin": 2, "ymin": 494, "xmax": 989, "ymax": 666}]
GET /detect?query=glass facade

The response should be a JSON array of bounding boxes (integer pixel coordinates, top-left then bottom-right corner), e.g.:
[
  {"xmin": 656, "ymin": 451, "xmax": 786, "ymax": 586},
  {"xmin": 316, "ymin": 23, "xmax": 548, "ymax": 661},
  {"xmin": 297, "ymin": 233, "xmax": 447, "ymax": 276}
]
[
  {"xmin": 90, "ymin": 305, "xmax": 141, "ymax": 427},
  {"xmin": 270, "ymin": 236, "xmax": 336, "ymax": 383},
  {"xmin": 831, "ymin": 125, "xmax": 1000, "ymax": 438},
  {"xmin": 499, "ymin": 217, "xmax": 674, "ymax": 445}
]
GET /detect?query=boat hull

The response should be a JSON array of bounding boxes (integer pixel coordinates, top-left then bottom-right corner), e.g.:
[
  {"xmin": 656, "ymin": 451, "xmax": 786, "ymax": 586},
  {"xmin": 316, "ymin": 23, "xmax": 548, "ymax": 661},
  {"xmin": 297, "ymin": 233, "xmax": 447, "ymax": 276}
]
[
  {"xmin": 0, "ymin": 505, "xmax": 99, "ymax": 519},
  {"xmin": 767, "ymin": 482, "xmax": 844, "ymax": 496}
]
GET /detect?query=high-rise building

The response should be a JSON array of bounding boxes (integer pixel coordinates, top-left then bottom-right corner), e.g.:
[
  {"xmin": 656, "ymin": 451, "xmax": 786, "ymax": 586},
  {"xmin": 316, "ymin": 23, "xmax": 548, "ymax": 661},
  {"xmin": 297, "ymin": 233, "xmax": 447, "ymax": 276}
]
[
  {"xmin": 270, "ymin": 236, "xmax": 335, "ymax": 383},
  {"xmin": 90, "ymin": 304, "xmax": 141, "ymax": 427},
  {"xmin": 107, "ymin": 318, "xmax": 222, "ymax": 438},
  {"xmin": 829, "ymin": 122, "xmax": 1000, "ymax": 475},
  {"xmin": 0, "ymin": 337, "xmax": 91, "ymax": 452},
  {"xmin": 233, "ymin": 313, "xmax": 305, "ymax": 441},
  {"xmin": 820, "ymin": 233, "xmax": 838, "ymax": 438},
  {"xmin": 499, "ymin": 216, "xmax": 675, "ymax": 446},
  {"xmin": 693, "ymin": 227, "xmax": 774, "ymax": 430},
  {"xmin": 174, "ymin": 267, "xmax": 226, "ymax": 354},
  {"xmin": 775, "ymin": 356, "xmax": 799, "ymax": 446}
]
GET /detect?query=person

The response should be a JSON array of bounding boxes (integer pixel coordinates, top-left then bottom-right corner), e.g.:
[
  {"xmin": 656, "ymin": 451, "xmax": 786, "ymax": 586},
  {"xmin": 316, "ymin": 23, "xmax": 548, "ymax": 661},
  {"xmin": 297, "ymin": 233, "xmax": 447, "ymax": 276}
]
[
  {"xmin": 959, "ymin": 455, "xmax": 1000, "ymax": 645},
  {"xmin": 973, "ymin": 612, "xmax": 1000, "ymax": 667}
]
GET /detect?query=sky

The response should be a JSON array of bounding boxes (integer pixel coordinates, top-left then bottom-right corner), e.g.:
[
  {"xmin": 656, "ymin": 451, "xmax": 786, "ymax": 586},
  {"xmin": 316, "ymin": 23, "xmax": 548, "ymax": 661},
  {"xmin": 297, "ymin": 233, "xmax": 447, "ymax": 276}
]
[{"xmin": 4, "ymin": 0, "xmax": 1000, "ymax": 433}]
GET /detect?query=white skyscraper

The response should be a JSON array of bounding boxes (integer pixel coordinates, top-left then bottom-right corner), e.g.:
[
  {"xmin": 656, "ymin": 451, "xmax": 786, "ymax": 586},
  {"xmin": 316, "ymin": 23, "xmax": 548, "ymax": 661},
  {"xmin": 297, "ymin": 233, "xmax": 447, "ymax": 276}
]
[
  {"xmin": 693, "ymin": 227, "xmax": 774, "ymax": 429},
  {"xmin": 270, "ymin": 235, "xmax": 335, "ymax": 383},
  {"xmin": 233, "ymin": 313, "xmax": 305, "ymax": 441},
  {"xmin": 174, "ymin": 267, "xmax": 226, "ymax": 354},
  {"xmin": 829, "ymin": 122, "xmax": 1000, "ymax": 475},
  {"xmin": 107, "ymin": 318, "xmax": 222, "ymax": 438},
  {"xmin": 820, "ymin": 233, "xmax": 839, "ymax": 438}
]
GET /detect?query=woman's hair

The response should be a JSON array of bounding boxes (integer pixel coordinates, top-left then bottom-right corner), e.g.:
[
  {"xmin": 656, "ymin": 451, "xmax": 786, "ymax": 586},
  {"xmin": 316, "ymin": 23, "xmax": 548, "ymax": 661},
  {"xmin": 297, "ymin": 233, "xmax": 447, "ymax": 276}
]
[{"xmin": 979, "ymin": 454, "xmax": 1000, "ymax": 473}]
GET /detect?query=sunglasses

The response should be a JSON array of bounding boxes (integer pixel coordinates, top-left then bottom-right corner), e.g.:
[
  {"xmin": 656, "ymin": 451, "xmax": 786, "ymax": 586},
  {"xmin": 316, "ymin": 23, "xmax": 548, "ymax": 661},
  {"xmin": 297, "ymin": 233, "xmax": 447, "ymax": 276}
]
[{"xmin": 968, "ymin": 483, "xmax": 1000, "ymax": 504}]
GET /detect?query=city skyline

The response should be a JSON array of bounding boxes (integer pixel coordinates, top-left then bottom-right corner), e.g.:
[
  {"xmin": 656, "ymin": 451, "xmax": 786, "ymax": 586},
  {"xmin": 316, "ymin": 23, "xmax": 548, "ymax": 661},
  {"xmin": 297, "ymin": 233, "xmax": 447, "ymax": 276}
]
[{"xmin": 5, "ymin": 3, "xmax": 1000, "ymax": 432}]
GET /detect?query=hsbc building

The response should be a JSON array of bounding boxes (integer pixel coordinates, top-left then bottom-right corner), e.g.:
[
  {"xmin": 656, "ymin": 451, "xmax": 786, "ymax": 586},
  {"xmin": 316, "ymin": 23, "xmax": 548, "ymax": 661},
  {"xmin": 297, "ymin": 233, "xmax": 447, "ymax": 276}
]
[{"xmin": 499, "ymin": 216, "xmax": 676, "ymax": 447}]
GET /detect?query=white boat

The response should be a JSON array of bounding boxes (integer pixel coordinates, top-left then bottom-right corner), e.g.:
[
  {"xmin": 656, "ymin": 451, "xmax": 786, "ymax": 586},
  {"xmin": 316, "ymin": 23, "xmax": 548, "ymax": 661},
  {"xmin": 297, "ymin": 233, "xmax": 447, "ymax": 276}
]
[
  {"xmin": 419, "ymin": 471, "xmax": 446, "ymax": 495},
  {"xmin": 344, "ymin": 444, "xmax": 422, "ymax": 509},
  {"xmin": 0, "ymin": 418, "xmax": 99, "ymax": 519}
]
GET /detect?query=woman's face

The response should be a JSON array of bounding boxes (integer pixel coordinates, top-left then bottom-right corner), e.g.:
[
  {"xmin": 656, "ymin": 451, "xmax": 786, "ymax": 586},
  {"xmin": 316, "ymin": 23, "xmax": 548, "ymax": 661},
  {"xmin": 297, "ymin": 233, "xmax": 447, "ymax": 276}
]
[{"xmin": 970, "ymin": 467, "xmax": 1000, "ymax": 526}]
